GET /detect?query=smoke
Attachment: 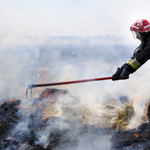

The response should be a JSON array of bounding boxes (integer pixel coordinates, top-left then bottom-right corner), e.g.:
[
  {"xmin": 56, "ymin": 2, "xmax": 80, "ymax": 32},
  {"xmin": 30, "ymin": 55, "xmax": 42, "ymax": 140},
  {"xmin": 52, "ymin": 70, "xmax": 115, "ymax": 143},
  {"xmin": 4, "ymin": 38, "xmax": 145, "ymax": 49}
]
[
  {"xmin": 0, "ymin": 42, "xmax": 139, "ymax": 107},
  {"xmin": 0, "ymin": 46, "xmax": 41, "ymax": 101},
  {"xmin": 1, "ymin": 1, "xmax": 150, "ymax": 149},
  {"xmin": 126, "ymin": 63, "xmax": 150, "ymax": 129},
  {"xmin": 1, "ymin": 0, "xmax": 149, "ymax": 46},
  {"xmin": 1, "ymin": 40, "xmax": 150, "ymax": 149}
]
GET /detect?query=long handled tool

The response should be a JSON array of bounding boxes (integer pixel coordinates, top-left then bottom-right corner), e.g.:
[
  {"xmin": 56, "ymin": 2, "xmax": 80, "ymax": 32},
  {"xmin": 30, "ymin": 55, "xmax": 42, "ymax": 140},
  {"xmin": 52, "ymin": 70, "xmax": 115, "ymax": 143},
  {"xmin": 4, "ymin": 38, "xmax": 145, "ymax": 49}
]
[{"xmin": 26, "ymin": 76, "xmax": 112, "ymax": 100}]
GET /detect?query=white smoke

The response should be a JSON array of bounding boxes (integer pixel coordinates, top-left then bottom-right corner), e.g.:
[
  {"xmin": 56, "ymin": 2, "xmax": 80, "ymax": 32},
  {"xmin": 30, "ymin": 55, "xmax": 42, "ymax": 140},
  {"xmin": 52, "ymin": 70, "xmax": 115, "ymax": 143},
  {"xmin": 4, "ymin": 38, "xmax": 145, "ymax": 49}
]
[
  {"xmin": 1, "ymin": 1, "xmax": 150, "ymax": 149},
  {"xmin": 1, "ymin": 39, "xmax": 150, "ymax": 149}
]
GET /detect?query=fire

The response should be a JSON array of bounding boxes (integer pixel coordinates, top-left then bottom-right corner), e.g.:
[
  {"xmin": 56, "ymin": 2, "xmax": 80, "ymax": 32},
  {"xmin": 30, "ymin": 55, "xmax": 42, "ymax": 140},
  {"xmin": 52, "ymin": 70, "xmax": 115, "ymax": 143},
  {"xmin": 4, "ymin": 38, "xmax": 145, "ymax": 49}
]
[
  {"xmin": 4, "ymin": 87, "xmax": 150, "ymax": 136},
  {"xmin": 134, "ymin": 129, "xmax": 139, "ymax": 138},
  {"xmin": 21, "ymin": 71, "xmax": 48, "ymax": 99},
  {"xmin": 41, "ymin": 107, "xmax": 58, "ymax": 120},
  {"xmin": 6, "ymin": 98, "xmax": 15, "ymax": 101},
  {"xmin": 134, "ymin": 133, "xmax": 139, "ymax": 138},
  {"xmin": 28, "ymin": 71, "xmax": 48, "ymax": 98}
]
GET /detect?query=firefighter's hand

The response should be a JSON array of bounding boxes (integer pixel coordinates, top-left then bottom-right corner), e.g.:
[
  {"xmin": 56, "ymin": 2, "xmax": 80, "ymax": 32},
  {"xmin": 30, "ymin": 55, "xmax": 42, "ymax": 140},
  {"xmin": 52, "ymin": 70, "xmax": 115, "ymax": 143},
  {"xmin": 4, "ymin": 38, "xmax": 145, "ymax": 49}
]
[
  {"xmin": 119, "ymin": 68, "xmax": 130, "ymax": 80},
  {"xmin": 112, "ymin": 74, "xmax": 120, "ymax": 81},
  {"xmin": 112, "ymin": 67, "xmax": 123, "ymax": 81}
]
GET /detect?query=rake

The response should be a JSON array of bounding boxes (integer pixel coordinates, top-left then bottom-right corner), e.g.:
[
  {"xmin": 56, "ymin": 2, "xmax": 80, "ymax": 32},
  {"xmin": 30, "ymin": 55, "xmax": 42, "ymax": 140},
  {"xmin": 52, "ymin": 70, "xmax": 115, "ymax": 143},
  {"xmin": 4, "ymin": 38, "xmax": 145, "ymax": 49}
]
[{"xmin": 26, "ymin": 76, "xmax": 112, "ymax": 100}]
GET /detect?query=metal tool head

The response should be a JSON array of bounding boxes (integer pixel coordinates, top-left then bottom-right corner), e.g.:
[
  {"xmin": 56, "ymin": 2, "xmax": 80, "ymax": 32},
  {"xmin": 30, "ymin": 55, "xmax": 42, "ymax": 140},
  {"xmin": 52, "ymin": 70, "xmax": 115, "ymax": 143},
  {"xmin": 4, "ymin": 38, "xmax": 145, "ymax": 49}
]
[{"xmin": 26, "ymin": 86, "xmax": 33, "ymax": 100}]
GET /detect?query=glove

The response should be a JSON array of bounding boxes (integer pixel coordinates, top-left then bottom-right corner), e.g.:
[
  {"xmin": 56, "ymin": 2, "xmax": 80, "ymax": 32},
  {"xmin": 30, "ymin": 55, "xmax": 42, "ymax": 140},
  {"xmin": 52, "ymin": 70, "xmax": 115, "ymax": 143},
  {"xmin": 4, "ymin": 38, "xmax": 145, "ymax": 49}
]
[
  {"xmin": 112, "ymin": 67, "xmax": 123, "ymax": 81},
  {"xmin": 120, "ymin": 68, "xmax": 130, "ymax": 80}
]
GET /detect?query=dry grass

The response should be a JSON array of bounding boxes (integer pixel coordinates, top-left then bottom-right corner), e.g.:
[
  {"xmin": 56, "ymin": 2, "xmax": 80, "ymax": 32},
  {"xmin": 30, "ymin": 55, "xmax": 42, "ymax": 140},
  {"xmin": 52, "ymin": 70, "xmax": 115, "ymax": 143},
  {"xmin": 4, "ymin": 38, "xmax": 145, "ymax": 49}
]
[{"xmin": 107, "ymin": 102, "xmax": 135, "ymax": 130}]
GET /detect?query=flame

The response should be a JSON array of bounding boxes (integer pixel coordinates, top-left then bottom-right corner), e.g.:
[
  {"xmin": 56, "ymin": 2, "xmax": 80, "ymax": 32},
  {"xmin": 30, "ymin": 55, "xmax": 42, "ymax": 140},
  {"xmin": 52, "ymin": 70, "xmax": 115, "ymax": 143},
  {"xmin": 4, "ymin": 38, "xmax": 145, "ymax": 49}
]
[
  {"xmin": 28, "ymin": 71, "xmax": 48, "ymax": 98},
  {"xmin": 134, "ymin": 129, "xmax": 139, "ymax": 138},
  {"xmin": 6, "ymin": 98, "xmax": 15, "ymax": 102},
  {"xmin": 134, "ymin": 133, "xmax": 139, "ymax": 138},
  {"xmin": 41, "ymin": 107, "xmax": 58, "ymax": 120}
]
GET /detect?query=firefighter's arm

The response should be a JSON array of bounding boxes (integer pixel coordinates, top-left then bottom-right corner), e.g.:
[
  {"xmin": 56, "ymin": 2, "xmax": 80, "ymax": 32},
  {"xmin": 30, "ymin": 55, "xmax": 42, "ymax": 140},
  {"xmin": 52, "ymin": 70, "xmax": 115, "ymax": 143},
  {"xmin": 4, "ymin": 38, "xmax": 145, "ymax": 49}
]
[{"xmin": 125, "ymin": 44, "xmax": 150, "ymax": 74}]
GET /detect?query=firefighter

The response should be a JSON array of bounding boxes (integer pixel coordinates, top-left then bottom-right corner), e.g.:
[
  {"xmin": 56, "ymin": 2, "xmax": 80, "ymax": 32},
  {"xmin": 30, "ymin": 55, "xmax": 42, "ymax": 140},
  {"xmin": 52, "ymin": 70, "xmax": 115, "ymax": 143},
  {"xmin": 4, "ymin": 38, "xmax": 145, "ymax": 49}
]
[{"xmin": 112, "ymin": 19, "xmax": 150, "ymax": 81}]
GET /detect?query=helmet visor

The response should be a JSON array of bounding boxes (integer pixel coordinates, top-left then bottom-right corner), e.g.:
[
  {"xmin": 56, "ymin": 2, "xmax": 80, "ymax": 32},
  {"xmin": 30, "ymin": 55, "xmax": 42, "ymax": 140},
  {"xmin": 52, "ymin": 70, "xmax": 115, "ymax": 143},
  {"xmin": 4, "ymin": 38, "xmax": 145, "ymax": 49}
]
[
  {"xmin": 131, "ymin": 31, "xmax": 136, "ymax": 39},
  {"xmin": 131, "ymin": 31, "xmax": 142, "ymax": 41}
]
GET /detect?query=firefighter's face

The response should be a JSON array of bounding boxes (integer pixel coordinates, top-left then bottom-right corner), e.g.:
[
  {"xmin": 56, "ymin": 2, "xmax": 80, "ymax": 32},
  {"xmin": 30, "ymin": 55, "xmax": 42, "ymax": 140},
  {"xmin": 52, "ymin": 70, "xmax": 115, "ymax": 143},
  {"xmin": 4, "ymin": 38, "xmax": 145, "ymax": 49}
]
[
  {"xmin": 135, "ymin": 31, "xmax": 142, "ymax": 41},
  {"xmin": 131, "ymin": 31, "xmax": 142, "ymax": 41}
]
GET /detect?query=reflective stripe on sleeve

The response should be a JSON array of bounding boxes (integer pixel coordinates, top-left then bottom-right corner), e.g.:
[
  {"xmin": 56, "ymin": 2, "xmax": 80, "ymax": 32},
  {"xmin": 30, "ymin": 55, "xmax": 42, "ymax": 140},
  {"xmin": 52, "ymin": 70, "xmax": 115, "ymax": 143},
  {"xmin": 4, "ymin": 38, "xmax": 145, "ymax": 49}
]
[
  {"xmin": 129, "ymin": 58, "xmax": 142, "ymax": 70},
  {"xmin": 126, "ymin": 58, "xmax": 134, "ymax": 64}
]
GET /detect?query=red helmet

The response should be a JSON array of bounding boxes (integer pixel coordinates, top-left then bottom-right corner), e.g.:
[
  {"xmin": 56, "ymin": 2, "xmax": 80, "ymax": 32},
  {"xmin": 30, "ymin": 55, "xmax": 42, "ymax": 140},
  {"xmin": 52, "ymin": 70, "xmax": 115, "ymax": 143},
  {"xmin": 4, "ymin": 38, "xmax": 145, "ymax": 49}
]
[{"xmin": 130, "ymin": 19, "xmax": 150, "ymax": 32}]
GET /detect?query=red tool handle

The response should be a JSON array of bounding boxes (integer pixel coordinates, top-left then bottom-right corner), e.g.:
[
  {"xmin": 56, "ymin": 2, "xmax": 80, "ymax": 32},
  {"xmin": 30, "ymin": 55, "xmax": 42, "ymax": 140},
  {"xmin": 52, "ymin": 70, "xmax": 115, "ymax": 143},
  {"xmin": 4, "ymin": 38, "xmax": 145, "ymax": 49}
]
[{"xmin": 28, "ymin": 76, "xmax": 112, "ymax": 89}]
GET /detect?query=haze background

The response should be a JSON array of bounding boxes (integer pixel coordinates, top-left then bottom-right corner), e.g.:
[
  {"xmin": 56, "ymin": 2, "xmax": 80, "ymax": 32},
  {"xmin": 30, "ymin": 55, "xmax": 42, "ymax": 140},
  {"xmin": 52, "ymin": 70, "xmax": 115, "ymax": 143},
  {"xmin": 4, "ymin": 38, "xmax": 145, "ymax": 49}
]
[{"xmin": 0, "ymin": 0, "xmax": 150, "ymax": 46}]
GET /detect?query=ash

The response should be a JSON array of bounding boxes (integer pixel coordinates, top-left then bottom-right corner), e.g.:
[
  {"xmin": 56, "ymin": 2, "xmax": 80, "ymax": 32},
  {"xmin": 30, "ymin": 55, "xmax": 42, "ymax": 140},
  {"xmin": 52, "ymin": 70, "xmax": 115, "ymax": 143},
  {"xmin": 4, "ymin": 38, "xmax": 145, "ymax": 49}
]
[{"xmin": 0, "ymin": 88, "xmax": 150, "ymax": 150}]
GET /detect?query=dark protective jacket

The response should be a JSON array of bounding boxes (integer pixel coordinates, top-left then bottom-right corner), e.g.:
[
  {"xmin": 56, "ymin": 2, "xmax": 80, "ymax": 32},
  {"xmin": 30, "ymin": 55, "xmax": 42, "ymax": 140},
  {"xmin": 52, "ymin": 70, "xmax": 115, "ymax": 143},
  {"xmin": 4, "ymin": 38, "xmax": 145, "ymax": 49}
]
[{"xmin": 122, "ymin": 32, "xmax": 150, "ymax": 73}]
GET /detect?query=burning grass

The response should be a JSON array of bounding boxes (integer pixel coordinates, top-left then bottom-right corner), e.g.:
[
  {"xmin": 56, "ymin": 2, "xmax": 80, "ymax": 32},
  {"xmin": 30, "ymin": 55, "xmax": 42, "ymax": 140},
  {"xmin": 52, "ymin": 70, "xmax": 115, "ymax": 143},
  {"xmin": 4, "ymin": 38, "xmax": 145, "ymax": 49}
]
[
  {"xmin": 1, "ymin": 88, "xmax": 150, "ymax": 150},
  {"xmin": 108, "ymin": 102, "xmax": 135, "ymax": 130},
  {"xmin": 27, "ymin": 89, "xmax": 146, "ymax": 130}
]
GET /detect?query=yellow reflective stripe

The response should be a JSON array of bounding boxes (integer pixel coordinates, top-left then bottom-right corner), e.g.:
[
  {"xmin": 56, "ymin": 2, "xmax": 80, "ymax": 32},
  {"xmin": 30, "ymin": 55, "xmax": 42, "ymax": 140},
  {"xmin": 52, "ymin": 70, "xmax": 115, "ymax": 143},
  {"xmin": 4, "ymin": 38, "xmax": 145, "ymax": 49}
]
[
  {"xmin": 130, "ymin": 62, "xmax": 139, "ymax": 70},
  {"xmin": 126, "ymin": 60, "xmax": 130, "ymax": 64},
  {"xmin": 126, "ymin": 58, "xmax": 133, "ymax": 64}
]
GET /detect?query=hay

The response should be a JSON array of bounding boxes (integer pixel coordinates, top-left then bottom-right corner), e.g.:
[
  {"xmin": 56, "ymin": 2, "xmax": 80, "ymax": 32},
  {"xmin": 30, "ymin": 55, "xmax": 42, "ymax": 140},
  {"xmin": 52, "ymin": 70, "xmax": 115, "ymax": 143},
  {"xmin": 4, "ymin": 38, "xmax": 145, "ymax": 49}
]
[
  {"xmin": 108, "ymin": 102, "xmax": 135, "ymax": 130},
  {"xmin": 60, "ymin": 104, "xmax": 92, "ymax": 123},
  {"xmin": 40, "ymin": 96, "xmax": 135, "ymax": 131}
]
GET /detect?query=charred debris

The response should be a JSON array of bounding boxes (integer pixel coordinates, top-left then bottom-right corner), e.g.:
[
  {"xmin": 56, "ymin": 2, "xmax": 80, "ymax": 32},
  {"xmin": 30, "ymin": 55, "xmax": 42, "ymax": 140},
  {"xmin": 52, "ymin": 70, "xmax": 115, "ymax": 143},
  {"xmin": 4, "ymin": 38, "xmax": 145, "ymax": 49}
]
[{"xmin": 1, "ymin": 88, "xmax": 150, "ymax": 150}]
